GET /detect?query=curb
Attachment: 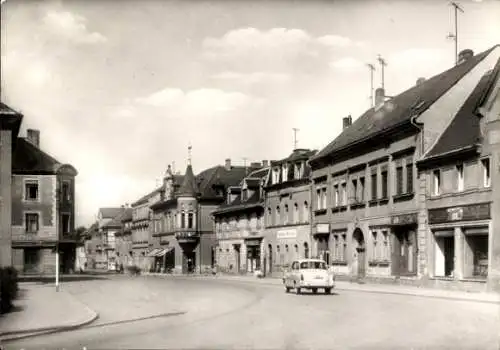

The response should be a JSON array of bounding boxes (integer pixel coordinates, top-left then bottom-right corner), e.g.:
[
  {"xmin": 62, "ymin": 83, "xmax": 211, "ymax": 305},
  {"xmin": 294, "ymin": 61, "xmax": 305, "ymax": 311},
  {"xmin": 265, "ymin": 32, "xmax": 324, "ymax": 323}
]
[
  {"xmin": 157, "ymin": 274, "xmax": 500, "ymax": 304},
  {"xmin": 0, "ymin": 292, "xmax": 100, "ymax": 342}
]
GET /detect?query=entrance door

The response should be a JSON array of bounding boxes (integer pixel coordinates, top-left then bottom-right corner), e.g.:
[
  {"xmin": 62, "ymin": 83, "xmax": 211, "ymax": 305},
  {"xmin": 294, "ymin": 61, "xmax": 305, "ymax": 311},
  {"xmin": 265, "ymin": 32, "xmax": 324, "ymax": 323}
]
[
  {"xmin": 24, "ymin": 248, "xmax": 39, "ymax": 274},
  {"xmin": 393, "ymin": 228, "xmax": 417, "ymax": 276},
  {"xmin": 357, "ymin": 247, "xmax": 366, "ymax": 278},
  {"xmin": 234, "ymin": 245, "xmax": 241, "ymax": 273},
  {"xmin": 183, "ymin": 250, "xmax": 196, "ymax": 273}
]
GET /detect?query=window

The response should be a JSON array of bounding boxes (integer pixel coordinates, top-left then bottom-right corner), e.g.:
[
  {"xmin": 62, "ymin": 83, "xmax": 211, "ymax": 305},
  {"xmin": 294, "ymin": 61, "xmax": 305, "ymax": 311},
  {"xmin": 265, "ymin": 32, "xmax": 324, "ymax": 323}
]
[
  {"xmin": 300, "ymin": 261, "xmax": 326, "ymax": 269},
  {"xmin": 333, "ymin": 184, "xmax": 339, "ymax": 207},
  {"xmin": 284, "ymin": 205, "xmax": 289, "ymax": 225},
  {"xmin": 342, "ymin": 234, "xmax": 347, "ymax": 261},
  {"xmin": 303, "ymin": 202, "xmax": 309, "ymax": 223},
  {"xmin": 433, "ymin": 170, "xmax": 441, "ymax": 195},
  {"xmin": 322, "ymin": 188, "xmax": 327, "ymax": 209},
  {"xmin": 456, "ymin": 164, "xmax": 464, "ymax": 191},
  {"xmin": 381, "ymin": 171, "xmax": 388, "ymax": 198},
  {"xmin": 25, "ymin": 181, "xmax": 39, "ymax": 201},
  {"xmin": 316, "ymin": 189, "xmax": 321, "ymax": 209},
  {"xmin": 482, "ymin": 158, "xmax": 491, "ymax": 187},
  {"xmin": 25, "ymin": 213, "xmax": 39, "ymax": 233},
  {"xmin": 181, "ymin": 212, "xmax": 186, "ymax": 228},
  {"xmin": 406, "ymin": 163, "xmax": 413, "ymax": 193},
  {"xmin": 371, "ymin": 172, "xmax": 378, "ymax": 200},
  {"xmin": 272, "ymin": 168, "xmax": 280, "ymax": 184},
  {"xmin": 62, "ymin": 182, "xmax": 71, "ymax": 201},
  {"xmin": 333, "ymin": 234, "xmax": 340, "ymax": 260},
  {"xmin": 351, "ymin": 179, "xmax": 358, "ymax": 203},
  {"xmin": 382, "ymin": 231, "xmax": 389, "ymax": 260},
  {"xmin": 396, "ymin": 166, "xmax": 403, "ymax": 195},
  {"xmin": 267, "ymin": 207, "xmax": 272, "ymax": 226},
  {"xmin": 62, "ymin": 214, "xmax": 71, "ymax": 234},
  {"xmin": 295, "ymin": 162, "xmax": 303, "ymax": 179},
  {"xmin": 303, "ymin": 242, "xmax": 309, "ymax": 259},
  {"xmin": 359, "ymin": 177, "xmax": 365, "ymax": 201},
  {"xmin": 293, "ymin": 203, "xmax": 299, "ymax": 224},
  {"xmin": 372, "ymin": 231, "xmax": 378, "ymax": 260},
  {"xmin": 188, "ymin": 212, "xmax": 194, "ymax": 229},
  {"xmin": 275, "ymin": 206, "xmax": 280, "ymax": 226},
  {"xmin": 341, "ymin": 182, "xmax": 347, "ymax": 205},
  {"xmin": 282, "ymin": 164, "xmax": 289, "ymax": 182}
]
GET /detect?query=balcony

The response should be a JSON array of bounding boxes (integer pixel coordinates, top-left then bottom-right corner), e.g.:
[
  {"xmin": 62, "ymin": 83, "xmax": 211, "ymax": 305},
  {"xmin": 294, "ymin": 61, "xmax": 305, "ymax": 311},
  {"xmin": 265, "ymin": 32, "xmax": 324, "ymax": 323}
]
[
  {"xmin": 12, "ymin": 232, "xmax": 57, "ymax": 248},
  {"xmin": 175, "ymin": 231, "xmax": 200, "ymax": 244}
]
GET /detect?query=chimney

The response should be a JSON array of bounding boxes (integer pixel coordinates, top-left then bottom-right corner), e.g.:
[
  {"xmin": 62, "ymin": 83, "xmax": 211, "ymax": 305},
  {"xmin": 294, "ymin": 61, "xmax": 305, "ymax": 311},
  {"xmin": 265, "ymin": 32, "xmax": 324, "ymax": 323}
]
[
  {"xmin": 225, "ymin": 158, "xmax": 231, "ymax": 170},
  {"xmin": 458, "ymin": 49, "xmax": 474, "ymax": 64},
  {"xmin": 27, "ymin": 129, "xmax": 40, "ymax": 148},
  {"xmin": 262, "ymin": 160, "xmax": 269, "ymax": 167},
  {"xmin": 342, "ymin": 115, "xmax": 352, "ymax": 130},
  {"xmin": 375, "ymin": 88, "xmax": 385, "ymax": 108},
  {"xmin": 416, "ymin": 77, "xmax": 426, "ymax": 86}
]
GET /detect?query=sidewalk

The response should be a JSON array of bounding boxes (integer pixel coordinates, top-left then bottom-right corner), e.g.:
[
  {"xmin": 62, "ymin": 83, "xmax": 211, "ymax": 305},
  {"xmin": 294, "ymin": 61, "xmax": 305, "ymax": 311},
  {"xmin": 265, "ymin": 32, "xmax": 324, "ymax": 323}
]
[
  {"xmin": 0, "ymin": 283, "xmax": 98, "ymax": 342},
  {"xmin": 150, "ymin": 273, "xmax": 500, "ymax": 304}
]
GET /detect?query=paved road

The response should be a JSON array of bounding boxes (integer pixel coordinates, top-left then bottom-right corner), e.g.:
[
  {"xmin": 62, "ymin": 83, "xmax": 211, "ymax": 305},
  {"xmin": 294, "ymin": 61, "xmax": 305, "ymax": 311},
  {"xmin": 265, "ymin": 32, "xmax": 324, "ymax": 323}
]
[{"xmin": 5, "ymin": 276, "xmax": 500, "ymax": 349}]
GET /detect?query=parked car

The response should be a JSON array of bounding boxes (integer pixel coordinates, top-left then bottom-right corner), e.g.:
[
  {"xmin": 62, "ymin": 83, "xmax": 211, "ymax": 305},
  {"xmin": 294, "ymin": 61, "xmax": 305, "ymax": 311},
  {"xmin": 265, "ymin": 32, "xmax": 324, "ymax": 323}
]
[{"xmin": 283, "ymin": 259, "xmax": 335, "ymax": 295}]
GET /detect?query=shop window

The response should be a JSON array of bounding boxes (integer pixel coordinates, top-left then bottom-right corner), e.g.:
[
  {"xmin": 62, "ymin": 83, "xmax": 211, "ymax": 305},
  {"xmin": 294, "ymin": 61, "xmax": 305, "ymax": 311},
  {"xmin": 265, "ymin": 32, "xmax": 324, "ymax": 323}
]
[
  {"xmin": 434, "ymin": 233, "xmax": 454, "ymax": 277},
  {"xmin": 465, "ymin": 234, "xmax": 488, "ymax": 278},
  {"xmin": 371, "ymin": 231, "xmax": 378, "ymax": 260}
]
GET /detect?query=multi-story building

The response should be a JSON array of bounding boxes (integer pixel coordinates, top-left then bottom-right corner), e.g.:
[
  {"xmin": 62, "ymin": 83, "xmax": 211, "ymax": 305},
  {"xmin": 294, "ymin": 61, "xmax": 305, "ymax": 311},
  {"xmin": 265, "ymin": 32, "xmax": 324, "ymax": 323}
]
[
  {"xmin": 131, "ymin": 188, "xmax": 162, "ymax": 270},
  {"xmin": 114, "ymin": 207, "xmax": 133, "ymax": 268},
  {"xmin": 150, "ymin": 157, "xmax": 249, "ymax": 274},
  {"xmin": 83, "ymin": 222, "xmax": 98, "ymax": 269},
  {"xmin": 212, "ymin": 165, "xmax": 269, "ymax": 274},
  {"xmin": 308, "ymin": 46, "xmax": 500, "ymax": 292},
  {"xmin": 100, "ymin": 209, "xmax": 126, "ymax": 270},
  {"xmin": 263, "ymin": 149, "xmax": 316, "ymax": 277},
  {"xmin": 93, "ymin": 207, "xmax": 123, "ymax": 269},
  {"xmin": 0, "ymin": 103, "xmax": 22, "ymax": 267},
  {"xmin": 11, "ymin": 128, "xmax": 79, "ymax": 274},
  {"xmin": 416, "ymin": 50, "xmax": 500, "ymax": 292}
]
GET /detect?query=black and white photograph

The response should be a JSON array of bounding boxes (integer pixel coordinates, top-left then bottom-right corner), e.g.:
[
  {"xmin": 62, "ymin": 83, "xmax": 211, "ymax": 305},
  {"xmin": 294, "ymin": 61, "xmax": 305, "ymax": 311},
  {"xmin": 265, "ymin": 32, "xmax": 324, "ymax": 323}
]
[{"xmin": 1, "ymin": 0, "xmax": 500, "ymax": 349}]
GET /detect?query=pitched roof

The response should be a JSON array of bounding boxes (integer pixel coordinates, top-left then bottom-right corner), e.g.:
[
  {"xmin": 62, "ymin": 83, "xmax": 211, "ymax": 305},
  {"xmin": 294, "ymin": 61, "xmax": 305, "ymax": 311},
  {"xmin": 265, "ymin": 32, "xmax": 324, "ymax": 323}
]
[
  {"xmin": 212, "ymin": 191, "xmax": 263, "ymax": 216},
  {"xmin": 272, "ymin": 149, "xmax": 317, "ymax": 165},
  {"xmin": 178, "ymin": 164, "xmax": 199, "ymax": 197},
  {"xmin": 196, "ymin": 165, "xmax": 249, "ymax": 198},
  {"xmin": 99, "ymin": 207, "xmax": 124, "ymax": 219},
  {"xmin": 310, "ymin": 46, "xmax": 498, "ymax": 164},
  {"xmin": 0, "ymin": 102, "xmax": 23, "ymax": 136},
  {"xmin": 423, "ymin": 57, "xmax": 500, "ymax": 161},
  {"xmin": 103, "ymin": 208, "xmax": 131, "ymax": 228},
  {"xmin": 131, "ymin": 187, "xmax": 163, "ymax": 206},
  {"xmin": 12, "ymin": 138, "xmax": 61, "ymax": 174},
  {"xmin": 121, "ymin": 208, "xmax": 133, "ymax": 222}
]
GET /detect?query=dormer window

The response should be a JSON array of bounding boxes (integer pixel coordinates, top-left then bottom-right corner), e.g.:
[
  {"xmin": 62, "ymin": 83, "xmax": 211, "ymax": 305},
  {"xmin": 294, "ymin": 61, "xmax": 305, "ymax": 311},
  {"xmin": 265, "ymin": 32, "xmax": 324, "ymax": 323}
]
[
  {"xmin": 294, "ymin": 162, "xmax": 303, "ymax": 180},
  {"xmin": 282, "ymin": 164, "xmax": 289, "ymax": 182},
  {"xmin": 272, "ymin": 167, "xmax": 280, "ymax": 184}
]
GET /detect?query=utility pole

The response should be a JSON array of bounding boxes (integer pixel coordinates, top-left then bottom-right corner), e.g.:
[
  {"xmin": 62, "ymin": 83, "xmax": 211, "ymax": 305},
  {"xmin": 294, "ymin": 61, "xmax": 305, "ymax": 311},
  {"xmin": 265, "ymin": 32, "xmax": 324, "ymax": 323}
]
[
  {"xmin": 447, "ymin": 1, "xmax": 464, "ymax": 65},
  {"xmin": 292, "ymin": 128, "xmax": 299, "ymax": 150},
  {"xmin": 366, "ymin": 63, "xmax": 376, "ymax": 108},
  {"xmin": 55, "ymin": 243, "xmax": 60, "ymax": 291},
  {"xmin": 377, "ymin": 55, "xmax": 387, "ymax": 90}
]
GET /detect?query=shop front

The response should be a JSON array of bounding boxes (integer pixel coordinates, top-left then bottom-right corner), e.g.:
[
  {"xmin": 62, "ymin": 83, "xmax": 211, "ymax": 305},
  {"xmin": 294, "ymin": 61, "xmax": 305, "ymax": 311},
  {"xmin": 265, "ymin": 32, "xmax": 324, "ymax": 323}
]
[{"xmin": 428, "ymin": 203, "xmax": 491, "ymax": 290}]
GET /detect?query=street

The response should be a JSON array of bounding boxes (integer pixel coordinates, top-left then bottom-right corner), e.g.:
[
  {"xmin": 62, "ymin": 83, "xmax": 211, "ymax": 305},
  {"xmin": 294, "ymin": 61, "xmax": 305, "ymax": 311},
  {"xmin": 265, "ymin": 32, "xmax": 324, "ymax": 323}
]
[{"xmin": 5, "ymin": 275, "xmax": 500, "ymax": 350}]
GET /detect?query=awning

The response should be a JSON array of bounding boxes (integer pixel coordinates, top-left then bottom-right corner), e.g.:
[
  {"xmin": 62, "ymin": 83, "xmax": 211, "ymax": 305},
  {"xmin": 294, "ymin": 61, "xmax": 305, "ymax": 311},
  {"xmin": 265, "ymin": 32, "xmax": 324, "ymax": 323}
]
[
  {"xmin": 155, "ymin": 247, "xmax": 173, "ymax": 257},
  {"xmin": 146, "ymin": 248, "xmax": 162, "ymax": 257}
]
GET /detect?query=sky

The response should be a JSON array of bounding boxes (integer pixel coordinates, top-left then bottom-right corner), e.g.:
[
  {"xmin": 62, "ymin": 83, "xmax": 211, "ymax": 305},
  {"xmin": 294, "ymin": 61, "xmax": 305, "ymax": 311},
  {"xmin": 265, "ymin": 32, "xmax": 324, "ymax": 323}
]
[{"xmin": 1, "ymin": 0, "xmax": 499, "ymax": 227}]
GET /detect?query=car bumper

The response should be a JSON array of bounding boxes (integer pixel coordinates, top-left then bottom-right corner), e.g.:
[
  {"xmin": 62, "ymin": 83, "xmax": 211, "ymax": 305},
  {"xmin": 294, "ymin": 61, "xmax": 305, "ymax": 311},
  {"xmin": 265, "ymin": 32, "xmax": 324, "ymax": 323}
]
[{"xmin": 299, "ymin": 280, "xmax": 335, "ymax": 289}]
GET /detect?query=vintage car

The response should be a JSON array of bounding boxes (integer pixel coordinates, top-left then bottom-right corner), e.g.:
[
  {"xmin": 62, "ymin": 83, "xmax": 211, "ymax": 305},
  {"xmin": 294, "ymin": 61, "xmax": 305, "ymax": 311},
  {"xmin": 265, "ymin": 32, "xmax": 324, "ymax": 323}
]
[{"xmin": 282, "ymin": 259, "xmax": 335, "ymax": 294}]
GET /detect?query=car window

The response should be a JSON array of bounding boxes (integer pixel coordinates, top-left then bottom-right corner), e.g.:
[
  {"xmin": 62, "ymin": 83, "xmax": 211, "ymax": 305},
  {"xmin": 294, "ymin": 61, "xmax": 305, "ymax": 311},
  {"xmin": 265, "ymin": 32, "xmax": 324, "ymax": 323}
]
[
  {"xmin": 299, "ymin": 261, "xmax": 327, "ymax": 269},
  {"xmin": 292, "ymin": 262, "xmax": 298, "ymax": 270}
]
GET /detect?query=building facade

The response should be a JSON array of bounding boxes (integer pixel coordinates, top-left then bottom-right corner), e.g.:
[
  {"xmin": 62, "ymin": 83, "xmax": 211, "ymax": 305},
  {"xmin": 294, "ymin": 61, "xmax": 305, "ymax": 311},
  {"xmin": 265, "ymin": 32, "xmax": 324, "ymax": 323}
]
[
  {"xmin": 11, "ymin": 129, "xmax": 78, "ymax": 274},
  {"xmin": 150, "ymin": 158, "xmax": 250, "ymax": 274},
  {"xmin": 417, "ymin": 50, "xmax": 500, "ymax": 292},
  {"xmin": 264, "ymin": 149, "xmax": 315, "ymax": 277},
  {"xmin": 0, "ymin": 103, "xmax": 22, "ymax": 267},
  {"xmin": 115, "ymin": 208, "xmax": 133, "ymax": 268},
  {"xmin": 308, "ymin": 46, "xmax": 500, "ymax": 291},
  {"xmin": 212, "ymin": 166, "xmax": 269, "ymax": 274}
]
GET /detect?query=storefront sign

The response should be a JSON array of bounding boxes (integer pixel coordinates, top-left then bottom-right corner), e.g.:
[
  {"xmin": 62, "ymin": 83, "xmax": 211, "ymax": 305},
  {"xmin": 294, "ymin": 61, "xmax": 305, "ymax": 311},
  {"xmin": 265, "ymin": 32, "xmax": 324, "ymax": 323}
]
[
  {"xmin": 245, "ymin": 239, "xmax": 261, "ymax": 247},
  {"xmin": 316, "ymin": 223, "xmax": 330, "ymax": 234},
  {"xmin": 277, "ymin": 229, "xmax": 297, "ymax": 239},
  {"xmin": 429, "ymin": 203, "xmax": 491, "ymax": 224},
  {"xmin": 391, "ymin": 213, "xmax": 418, "ymax": 226}
]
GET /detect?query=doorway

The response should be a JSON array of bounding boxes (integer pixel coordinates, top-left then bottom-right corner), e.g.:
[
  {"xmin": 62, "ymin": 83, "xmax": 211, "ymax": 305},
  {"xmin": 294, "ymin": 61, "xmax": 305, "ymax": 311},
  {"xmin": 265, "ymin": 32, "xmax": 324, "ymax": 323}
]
[
  {"xmin": 24, "ymin": 248, "xmax": 40, "ymax": 274},
  {"xmin": 353, "ymin": 228, "xmax": 366, "ymax": 278},
  {"xmin": 233, "ymin": 244, "xmax": 241, "ymax": 273},
  {"xmin": 392, "ymin": 228, "xmax": 417, "ymax": 276},
  {"xmin": 183, "ymin": 250, "xmax": 196, "ymax": 274},
  {"xmin": 434, "ymin": 234, "xmax": 455, "ymax": 277}
]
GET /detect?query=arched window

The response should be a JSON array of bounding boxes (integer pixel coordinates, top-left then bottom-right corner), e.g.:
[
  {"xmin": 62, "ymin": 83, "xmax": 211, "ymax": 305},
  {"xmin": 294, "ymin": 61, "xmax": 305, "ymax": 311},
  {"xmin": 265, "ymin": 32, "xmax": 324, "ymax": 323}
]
[
  {"xmin": 303, "ymin": 201, "xmax": 309, "ymax": 223},
  {"xmin": 275, "ymin": 206, "xmax": 280, "ymax": 226},
  {"xmin": 304, "ymin": 242, "xmax": 309, "ymax": 259},
  {"xmin": 276, "ymin": 245, "xmax": 281, "ymax": 265},
  {"xmin": 267, "ymin": 207, "xmax": 272, "ymax": 226},
  {"xmin": 284, "ymin": 205, "xmax": 289, "ymax": 225},
  {"xmin": 293, "ymin": 203, "xmax": 299, "ymax": 224},
  {"xmin": 188, "ymin": 212, "xmax": 194, "ymax": 229},
  {"xmin": 294, "ymin": 244, "xmax": 299, "ymax": 257},
  {"xmin": 181, "ymin": 211, "xmax": 186, "ymax": 229}
]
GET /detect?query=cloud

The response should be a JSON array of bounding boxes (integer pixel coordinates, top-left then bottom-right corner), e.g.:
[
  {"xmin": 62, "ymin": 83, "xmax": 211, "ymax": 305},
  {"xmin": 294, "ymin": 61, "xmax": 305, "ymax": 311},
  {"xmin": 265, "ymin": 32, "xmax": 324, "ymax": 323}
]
[
  {"xmin": 330, "ymin": 57, "xmax": 364, "ymax": 70},
  {"xmin": 43, "ymin": 10, "xmax": 107, "ymax": 44},
  {"xmin": 211, "ymin": 71, "xmax": 291, "ymax": 85},
  {"xmin": 136, "ymin": 88, "xmax": 257, "ymax": 113},
  {"xmin": 317, "ymin": 35, "xmax": 363, "ymax": 48}
]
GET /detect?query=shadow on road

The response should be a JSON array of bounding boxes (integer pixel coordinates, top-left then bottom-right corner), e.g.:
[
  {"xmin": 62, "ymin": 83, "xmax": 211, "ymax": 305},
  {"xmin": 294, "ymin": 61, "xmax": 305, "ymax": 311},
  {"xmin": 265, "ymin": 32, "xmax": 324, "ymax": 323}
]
[{"xmin": 18, "ymin": 275, "xmax": 110, "ymax": 284}]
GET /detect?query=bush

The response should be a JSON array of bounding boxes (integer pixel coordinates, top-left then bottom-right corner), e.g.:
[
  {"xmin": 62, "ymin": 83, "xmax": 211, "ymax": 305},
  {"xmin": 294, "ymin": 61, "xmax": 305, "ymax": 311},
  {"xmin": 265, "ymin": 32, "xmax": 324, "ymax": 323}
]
[
  {"xmin": 127, "ymin": 265, "xmax": 141, "ymax": 276},
  {"xmin": 0, "ymin": 266, "xmax": 19, "ymax": 314}
]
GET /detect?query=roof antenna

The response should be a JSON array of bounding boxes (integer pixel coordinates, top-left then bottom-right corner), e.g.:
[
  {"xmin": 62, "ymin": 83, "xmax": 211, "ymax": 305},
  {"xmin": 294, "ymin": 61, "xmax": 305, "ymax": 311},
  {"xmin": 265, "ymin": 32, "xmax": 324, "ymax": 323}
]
[
  {"xmin": 187, "ymin": 143, "xmax": 192, "ymax": 166},
  {"xmin": 366, "ymin": 63, "xmax": 376, "ymax": 108},
  {"xmin": 447, "ymin": 2, "xmax": 464, "ymax": 66},
  {"xmin": 293, "ymin": 128, "xmax": 299, "ymax": 150},
  {"xmin": 377, "ymin": 55, "xmax": 387, "ymax": 90}
]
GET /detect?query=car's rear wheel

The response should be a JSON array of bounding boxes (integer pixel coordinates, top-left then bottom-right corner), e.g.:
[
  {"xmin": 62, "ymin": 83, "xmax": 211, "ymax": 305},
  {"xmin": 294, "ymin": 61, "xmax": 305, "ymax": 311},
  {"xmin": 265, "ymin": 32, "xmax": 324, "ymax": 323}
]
[
  {"xmin": 325, "ymin": 288, "xmax": 332, "ymax": 294},
  {"xmin": 312, "ymin": 288, "xmax": 318, "ymax": 294},
  {"xmin": 294, "ymin": 283, "xmax": 301, "ymax": 295},
  {"xmin": 285, "ymin": 285, "xmax": 291, "ymax": 293}
]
